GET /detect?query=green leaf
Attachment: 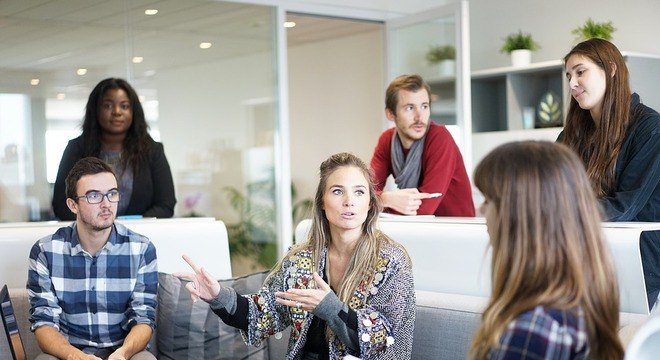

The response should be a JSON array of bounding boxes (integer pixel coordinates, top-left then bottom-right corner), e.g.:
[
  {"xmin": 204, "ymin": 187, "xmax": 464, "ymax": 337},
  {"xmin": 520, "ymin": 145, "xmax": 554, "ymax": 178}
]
[
  {"xmin": 500, "ymin": 30, "xmax": 540, "ymax": 53},
  {"xmin": 425, "ymin": 45, "xmax": 456, "ymax": 64},
  {"xmin": 540, "ymin": 102, "xmax": 550, "ymax": 113},
  {"xmin": 571, "ymin": 18, "xmax": 616, "ymax": 41}
]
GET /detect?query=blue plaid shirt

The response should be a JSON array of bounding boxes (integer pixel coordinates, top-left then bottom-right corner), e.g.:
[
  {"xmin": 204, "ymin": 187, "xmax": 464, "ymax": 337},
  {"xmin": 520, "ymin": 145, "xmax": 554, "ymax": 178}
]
[
  {"xmin": 489, "ymin": 305, "xmax": 589, "ymax": 359},
  {"xmin": 27, "ymin": 222, "xmax": 158, "ymax": 350}
]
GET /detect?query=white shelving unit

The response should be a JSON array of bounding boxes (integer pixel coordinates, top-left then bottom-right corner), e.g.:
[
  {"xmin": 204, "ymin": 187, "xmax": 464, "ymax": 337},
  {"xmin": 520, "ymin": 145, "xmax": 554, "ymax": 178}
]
[
  {"xmin": 468, "ymin": 52, "xmax": 660, "ymax": 166},
  {"xmin": 471, "ymin": 59, "xmax": 566, "ymax": 133}
]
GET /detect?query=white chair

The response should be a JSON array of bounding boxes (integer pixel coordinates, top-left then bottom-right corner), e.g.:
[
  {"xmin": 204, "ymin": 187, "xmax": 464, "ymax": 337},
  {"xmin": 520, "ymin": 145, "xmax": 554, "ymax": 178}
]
[
  {"xmin": 625, "ymin": 317, "xmax": 660, "ymax": 359},
  {"xmin": 0, "ymin": 217, "xmax": 232, "ymax": 288}
]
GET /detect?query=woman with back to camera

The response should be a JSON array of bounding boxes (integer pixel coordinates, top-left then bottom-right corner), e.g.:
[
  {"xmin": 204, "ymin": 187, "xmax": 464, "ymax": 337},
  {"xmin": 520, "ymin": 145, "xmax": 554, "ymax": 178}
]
[
  {"xmin": 559, "ymin": 38, "xmax": 659, "ymax": 308},
  {"xmin": 52, "ymin": 77, "xmax": 176, "ymax": 220},
  {"xmin": 175, "ymin": 152, "xmax": 415, "ymax": 359},
  {"xmin": 470, "ymin": 141, "xmax": 624, "ymax": 359}
]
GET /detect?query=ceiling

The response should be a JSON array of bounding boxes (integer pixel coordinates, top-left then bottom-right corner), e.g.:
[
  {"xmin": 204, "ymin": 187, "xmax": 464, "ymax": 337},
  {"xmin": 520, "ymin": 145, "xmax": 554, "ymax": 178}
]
[{"xmin": 0, "ymin": 0, "xmax": 381, "ymax": 98}]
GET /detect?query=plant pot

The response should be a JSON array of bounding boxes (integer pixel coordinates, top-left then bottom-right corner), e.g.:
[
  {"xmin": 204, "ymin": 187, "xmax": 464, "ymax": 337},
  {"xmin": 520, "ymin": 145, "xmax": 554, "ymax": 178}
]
[
  {"xmin": 510, "ymin": 49, "xmax": 531, "ymax": 67},
  {"xmin": 437, "ymin": 59, "xmax": 455, "ymax": 77}
]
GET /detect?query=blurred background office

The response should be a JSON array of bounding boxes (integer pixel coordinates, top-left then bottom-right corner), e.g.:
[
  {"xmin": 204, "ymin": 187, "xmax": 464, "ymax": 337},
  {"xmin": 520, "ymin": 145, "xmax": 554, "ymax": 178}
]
[{"xmin": 1, "ymin": 0, "xmax": 659, "ymax": 274}]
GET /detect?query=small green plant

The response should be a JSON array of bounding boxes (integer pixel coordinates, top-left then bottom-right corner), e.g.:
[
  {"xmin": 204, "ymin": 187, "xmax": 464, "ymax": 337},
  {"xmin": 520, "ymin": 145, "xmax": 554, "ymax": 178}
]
[
  {"xmin": 572, "ymin": 18, "xmax": 616, "ymax": 41},
  {"xmin": 425, "ymin": 45, "xmax": 456, "ymax": 64},
  {"xmin": 223, "ymin": 181, "xmax": 313, "ymax": 269},
  {"xmin": 500, "ymin": 30, "xmax": 540, "ymax": 54}
]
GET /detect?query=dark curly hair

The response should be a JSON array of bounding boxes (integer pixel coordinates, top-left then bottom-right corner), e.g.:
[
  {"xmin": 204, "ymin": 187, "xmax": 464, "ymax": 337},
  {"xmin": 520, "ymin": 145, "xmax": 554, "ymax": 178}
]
[{"xmin": 81, "ymin": 78, "xmax": 153, "ymax": 172}]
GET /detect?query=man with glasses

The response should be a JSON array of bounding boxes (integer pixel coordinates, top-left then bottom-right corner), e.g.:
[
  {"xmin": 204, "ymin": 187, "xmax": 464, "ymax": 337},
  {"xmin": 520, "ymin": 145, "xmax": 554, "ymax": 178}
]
[{"xmin": 27, "ymin": 157, "xmax": 157, "ymax": 360}]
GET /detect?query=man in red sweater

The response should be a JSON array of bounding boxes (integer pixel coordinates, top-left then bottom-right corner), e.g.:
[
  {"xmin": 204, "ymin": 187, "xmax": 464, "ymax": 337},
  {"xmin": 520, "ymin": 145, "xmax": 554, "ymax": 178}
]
[{"xmin": 370, "ymin": 74, "xmax": 475, "ymax": 216}]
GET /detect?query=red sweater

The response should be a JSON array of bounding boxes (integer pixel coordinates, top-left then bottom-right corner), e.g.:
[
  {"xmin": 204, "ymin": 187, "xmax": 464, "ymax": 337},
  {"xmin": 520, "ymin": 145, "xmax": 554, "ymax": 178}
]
[{"xmin": 370, "ymin": 123, "xmax": 475, "ymax": 217}]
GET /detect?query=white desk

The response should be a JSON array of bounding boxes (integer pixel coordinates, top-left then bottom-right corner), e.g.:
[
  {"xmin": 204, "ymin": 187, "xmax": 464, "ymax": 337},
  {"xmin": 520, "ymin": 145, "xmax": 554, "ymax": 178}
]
[{"xmin": 295, "ymin": 217, "xmax": 660, "ymax": 315}]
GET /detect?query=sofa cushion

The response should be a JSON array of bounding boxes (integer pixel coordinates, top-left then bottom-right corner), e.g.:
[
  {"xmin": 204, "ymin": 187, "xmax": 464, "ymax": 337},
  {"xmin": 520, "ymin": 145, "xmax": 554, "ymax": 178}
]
[
  {"xmin": 413, "ymin": 291, "xmax": 487, "ymax": 360},
  {"xmin": 157, "ymin": 271, "xmax": 270, "ymax": 359}
]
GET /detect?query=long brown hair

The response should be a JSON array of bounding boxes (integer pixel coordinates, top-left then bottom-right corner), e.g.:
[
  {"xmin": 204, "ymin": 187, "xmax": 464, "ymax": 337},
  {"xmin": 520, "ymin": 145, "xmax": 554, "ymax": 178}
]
[
  {"xmin": 560, "ymin": 38, "xmax": 631, "ymax": 196},
  {"xmin": 470, "ymin": 141, "xmax": 623, "ymax": 359}
]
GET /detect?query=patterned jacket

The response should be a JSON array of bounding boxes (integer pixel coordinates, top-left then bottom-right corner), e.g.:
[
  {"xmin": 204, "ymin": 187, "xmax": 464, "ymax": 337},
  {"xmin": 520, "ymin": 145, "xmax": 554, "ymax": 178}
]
[{"xmin": 241, "ymin": 235, "xmax": 415, "ymax": 359}]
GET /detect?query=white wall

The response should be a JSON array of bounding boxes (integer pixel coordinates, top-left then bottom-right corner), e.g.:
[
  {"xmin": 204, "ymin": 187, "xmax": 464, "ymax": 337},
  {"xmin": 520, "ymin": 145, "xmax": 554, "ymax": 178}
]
[
  {"xmin": 468, "ymin": 0, "xmax": 660, "ymax": 70},
  {"xmin": 288, "ymin": 29, "xmax": 385, "ymax": 201},
  {"xmin": 250, "ymin": 0, "xmax": 660, "ymax": 70}
]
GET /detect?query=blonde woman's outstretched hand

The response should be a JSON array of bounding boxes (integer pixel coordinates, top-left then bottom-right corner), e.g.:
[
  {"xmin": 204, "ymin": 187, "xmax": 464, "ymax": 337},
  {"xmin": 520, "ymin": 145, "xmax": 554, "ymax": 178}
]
[{"xmin": 173, "ymin": 254, "xmax": 221, "ymax": 302}]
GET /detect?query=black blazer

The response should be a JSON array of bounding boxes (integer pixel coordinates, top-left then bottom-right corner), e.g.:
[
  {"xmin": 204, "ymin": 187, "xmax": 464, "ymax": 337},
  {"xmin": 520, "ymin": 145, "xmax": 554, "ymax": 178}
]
[{"xmin": 52, "ymin": 136, "xmax": 176, "ymax": 220}]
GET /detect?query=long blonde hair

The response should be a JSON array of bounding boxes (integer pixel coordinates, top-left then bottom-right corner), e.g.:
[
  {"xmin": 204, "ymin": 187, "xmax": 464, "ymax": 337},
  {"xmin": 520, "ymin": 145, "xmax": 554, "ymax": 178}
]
[
  {"xmin": 470, "ymin": 141, "xmax": 623, "ymax": 359},
  {"xmin": 272, "ymin": 152, "xmax": 398, "ymax": 303}
]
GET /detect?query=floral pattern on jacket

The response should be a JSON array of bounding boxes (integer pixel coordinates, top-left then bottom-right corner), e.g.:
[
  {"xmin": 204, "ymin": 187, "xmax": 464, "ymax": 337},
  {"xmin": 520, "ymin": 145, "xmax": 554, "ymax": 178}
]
[{"xmin": 240, "ymin": 234, "xmax": 415, "ymax": 360}]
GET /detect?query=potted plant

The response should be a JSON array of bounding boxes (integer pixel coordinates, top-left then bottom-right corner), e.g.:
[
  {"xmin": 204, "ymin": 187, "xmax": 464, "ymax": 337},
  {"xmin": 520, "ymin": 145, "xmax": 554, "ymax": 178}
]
[
  {"xmin": 500, "ymin": 30, "xmax": 540, "ymax": 67},
  {"xmin": 425, "ymin": 45, "xmax": 456, "ymax": 77},
  {"xmin": 572, "ymin": 18, "xmax": 616, "ymax": 41},
  {"xmin": 223, "ymin": 180, "xmax": 313, "ymax": 274}
]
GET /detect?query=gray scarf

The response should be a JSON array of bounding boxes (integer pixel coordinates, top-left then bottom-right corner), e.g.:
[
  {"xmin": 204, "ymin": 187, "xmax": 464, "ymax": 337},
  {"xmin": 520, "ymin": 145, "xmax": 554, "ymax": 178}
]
[{"xmin": 391, "ymin": 131, "xmax": 425, "ymax": 189}]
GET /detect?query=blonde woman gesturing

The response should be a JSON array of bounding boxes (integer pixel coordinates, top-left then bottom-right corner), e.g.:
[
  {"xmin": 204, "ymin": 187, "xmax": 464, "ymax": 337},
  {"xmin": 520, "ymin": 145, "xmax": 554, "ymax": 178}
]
[{"xmin": 176, "ymin": 153, "xmax": 415, "ymax": 360}]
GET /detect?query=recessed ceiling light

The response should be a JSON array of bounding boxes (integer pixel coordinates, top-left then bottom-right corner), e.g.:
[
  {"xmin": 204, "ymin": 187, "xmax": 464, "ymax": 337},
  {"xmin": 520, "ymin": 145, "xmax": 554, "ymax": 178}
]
[
  {"xmin": 132, "ymin": 56, "xmax": 144, "ymax": 64},
  {"xmin": 199, "ymin": 42, "xmax": 212, "ymax": 49},
  {"xmin": 56, "ymin": 93, "xmax": 66, "ymax": 100},
  {"xmin": 283, "ymin": 21, "xmax": 296, "ymax": 28},
  {"xmin": 30, "ymin": 79, "xmax": 40, "ymax": 86},
  {"xmin": 139, "ymin": 95, "xmax": 146, "ymax": 102},
  {"xmin": 145, "ymin": 9, "xmax": 158, "ymax": 15},
  {"xmin": 76, "ymin": 68, "xmax": 87, "ymax": 76}
]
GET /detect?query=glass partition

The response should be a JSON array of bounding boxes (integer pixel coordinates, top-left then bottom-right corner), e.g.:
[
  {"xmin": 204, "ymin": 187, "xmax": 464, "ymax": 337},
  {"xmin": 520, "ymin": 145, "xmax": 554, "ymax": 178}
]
[
  {"xmin": 386, "ymin": 1, "xmax": 472, "ymax": 169},
  {"xmin": 0, "ymin": 0, "xmax": 282, "ymax": 274}
]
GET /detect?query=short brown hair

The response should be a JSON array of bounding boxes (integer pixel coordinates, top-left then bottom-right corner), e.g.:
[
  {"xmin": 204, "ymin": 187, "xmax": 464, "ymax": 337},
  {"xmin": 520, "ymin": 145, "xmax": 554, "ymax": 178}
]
[
  {"xmin": 385, "ymin": 74, "xmax": 431, "ymax": 113},
  {"xmin": 65, "ymin": 157, "xmax": 117, "ymax": 199}
]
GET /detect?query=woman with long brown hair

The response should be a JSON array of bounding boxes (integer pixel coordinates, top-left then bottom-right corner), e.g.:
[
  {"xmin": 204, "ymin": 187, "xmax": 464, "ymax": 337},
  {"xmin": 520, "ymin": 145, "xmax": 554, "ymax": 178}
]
[
  {"xmin": 176, "ymin": 152, "xmax": 415, "ymax": 359},
  {"xmin": 470, "ymin": 141, "xmax": 623, "ymax": 359},
  {"xmin": 559, "ymin": 38, "xmax": 659, "ymax": 308}
]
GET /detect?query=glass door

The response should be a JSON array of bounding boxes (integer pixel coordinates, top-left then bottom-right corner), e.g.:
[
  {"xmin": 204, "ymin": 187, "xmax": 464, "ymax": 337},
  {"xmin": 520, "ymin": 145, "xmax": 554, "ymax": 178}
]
[
  {"xmin": 385, "ymin": 1, "xmax": 472, "ymax": 170},
  {"xmin": 0, "ymin": 0, "xmax": 287, "ymax": 275}
]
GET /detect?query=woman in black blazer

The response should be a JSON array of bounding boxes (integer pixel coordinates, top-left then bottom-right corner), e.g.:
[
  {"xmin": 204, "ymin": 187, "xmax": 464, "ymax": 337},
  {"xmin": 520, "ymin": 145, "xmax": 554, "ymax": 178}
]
[{"xmin": 52, "ymin": 78, "xmax": 176, "ymax": 220}]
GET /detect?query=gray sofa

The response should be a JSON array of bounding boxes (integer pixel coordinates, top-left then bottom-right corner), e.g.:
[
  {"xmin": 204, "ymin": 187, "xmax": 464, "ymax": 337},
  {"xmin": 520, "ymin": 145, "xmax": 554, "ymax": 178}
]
[{"xmin": 1, "ymin": 281, "xmax": 648, "ymax": 359}]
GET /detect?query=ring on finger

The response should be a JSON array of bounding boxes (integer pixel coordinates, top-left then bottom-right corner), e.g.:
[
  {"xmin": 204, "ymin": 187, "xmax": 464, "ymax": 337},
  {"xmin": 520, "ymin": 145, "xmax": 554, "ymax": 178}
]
[{"xmin": 295, "ymin": 301, "xmax": 302, "ymax": 309}]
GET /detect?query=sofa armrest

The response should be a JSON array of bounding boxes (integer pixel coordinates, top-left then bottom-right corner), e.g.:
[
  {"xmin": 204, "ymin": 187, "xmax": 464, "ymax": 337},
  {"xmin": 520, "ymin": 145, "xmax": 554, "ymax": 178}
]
[{"xmin": 2, "ymin": 288, "xmax": 39, "ymax": 359}]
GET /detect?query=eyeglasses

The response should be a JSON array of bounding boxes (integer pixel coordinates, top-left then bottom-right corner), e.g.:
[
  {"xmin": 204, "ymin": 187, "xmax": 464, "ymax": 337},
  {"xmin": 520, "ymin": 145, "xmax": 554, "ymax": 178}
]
[{"xmin": 74, "ymin": 190, "xmax": 121, "ymax": 204}]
